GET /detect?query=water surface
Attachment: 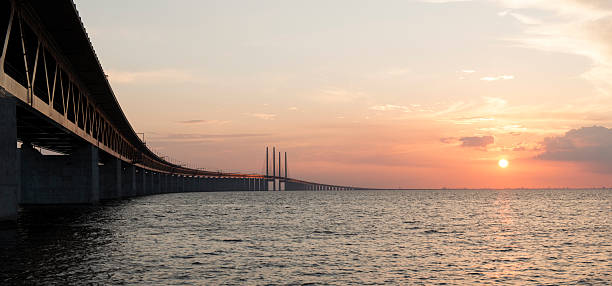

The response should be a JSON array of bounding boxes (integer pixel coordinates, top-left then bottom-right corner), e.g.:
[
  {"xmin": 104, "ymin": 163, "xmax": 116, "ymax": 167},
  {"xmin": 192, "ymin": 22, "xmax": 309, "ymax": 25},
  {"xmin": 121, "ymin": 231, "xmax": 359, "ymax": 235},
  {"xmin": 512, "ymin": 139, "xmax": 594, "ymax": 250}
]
[{"xmin": 1, "ymin": 189, "xmax": 611, "ymax": 285}]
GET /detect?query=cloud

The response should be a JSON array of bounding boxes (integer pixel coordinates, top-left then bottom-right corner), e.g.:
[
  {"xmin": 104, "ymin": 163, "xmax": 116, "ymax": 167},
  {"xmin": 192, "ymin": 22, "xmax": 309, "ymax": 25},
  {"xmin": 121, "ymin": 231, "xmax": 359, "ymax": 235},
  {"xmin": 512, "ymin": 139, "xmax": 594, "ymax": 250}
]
[
  {"xmin": 459, "ymin": 135, "xmax": 495, "ymax": 148},
  {"xmin": 537, "ymin": 126, "xmax": 612, "ymax": 172},
  {"xmin": 450, "ymin": 116, "xmax": 495, "ymax": 125},
  {"xmin": 150, "ymin": 132, "xmax": 271, "ymax": 143},
  {"xmin": 480, "ymin": 75, "xmax": 515, "ymax": 81},
  {"xmin": 440, "ymin": 137, "xmax": 458, "ymax": 144},
  {"xmin": 369, "ymin": 104, "xmax": 432, "ymax": 113},
  {"xmin": 440, "ymin": 135, "xmax": 495, "ymax": 149},
  {"xmin": 246, "ymin": 113, "xmax": 277, "ymax": 120},
  {"xmin": 492, "ymin": 0, "xmax": 612, "ymax": 91},
  {"xmin": 498, "ymin": 10, "xmax": 542, "ymax": 25},
  {"xmin": 312, "ymin": 88, "xmax": 368, "ymax": 104},
  {"xmin": 369, "ymin": 104, "xmax": 411, "ymax": 112},
  {"xmin": 461, "ymin": 70, "xmax": 476, "ymax": 73},
  {"xmin": 107, "ymin": 69, "xmax": 203, "ymax": 84},
  {"xmin": 178, "ymin": 119, "xmax": 230, "ymax": 124},
  {"xmin": 418, "ymin": 0, "xmax": 472, "ymax": 3},
  {"xmin": 288, "ymin": 107, "xmax": 299, "ymax": 111},
  {"xmin": 385, "ymin": 68, "xmax": 411, "ymax": 76}
]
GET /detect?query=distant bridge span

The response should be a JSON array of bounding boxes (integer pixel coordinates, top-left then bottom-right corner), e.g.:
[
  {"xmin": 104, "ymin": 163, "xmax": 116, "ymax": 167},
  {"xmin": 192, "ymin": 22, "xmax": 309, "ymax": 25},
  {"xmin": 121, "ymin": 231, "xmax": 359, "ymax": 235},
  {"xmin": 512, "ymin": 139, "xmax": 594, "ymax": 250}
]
[{"xmin": 0, "ymin": 0, "xmax": 357, "ymax": 221}]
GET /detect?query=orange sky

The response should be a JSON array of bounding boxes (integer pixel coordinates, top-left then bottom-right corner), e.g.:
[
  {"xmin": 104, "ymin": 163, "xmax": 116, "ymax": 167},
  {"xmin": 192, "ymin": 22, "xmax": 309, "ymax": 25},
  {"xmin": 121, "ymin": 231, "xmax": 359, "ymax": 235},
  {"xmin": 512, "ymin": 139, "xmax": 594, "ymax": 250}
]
[{"xmin": 74, "ymin": 0, "xmax": 612, "ymax": 188}]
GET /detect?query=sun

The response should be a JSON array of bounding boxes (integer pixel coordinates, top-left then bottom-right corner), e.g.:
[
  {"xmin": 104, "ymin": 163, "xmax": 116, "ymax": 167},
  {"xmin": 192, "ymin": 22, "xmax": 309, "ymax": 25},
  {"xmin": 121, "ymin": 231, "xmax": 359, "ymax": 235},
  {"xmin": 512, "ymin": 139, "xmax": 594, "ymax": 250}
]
[{"xmin": 498, "ymin": 159, "xmax": 509, "ymax": 168}]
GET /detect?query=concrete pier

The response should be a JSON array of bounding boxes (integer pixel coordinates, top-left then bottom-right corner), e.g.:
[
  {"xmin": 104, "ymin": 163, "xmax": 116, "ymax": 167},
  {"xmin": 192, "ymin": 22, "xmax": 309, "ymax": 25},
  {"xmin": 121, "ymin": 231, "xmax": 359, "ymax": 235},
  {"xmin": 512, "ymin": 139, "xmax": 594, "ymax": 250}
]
[
  {"xmin": 122, "ymin": 164, "xmax": 136, "ymax": 197},
  {"xmin": 100, "ymin": 156, "xmax": 122, "ymax": 200},
  {"xmin": 153, "ymin": 173, "xmax": 161, "ymax": 194},
  {"xmin": 0, "ymin": 97, "xmax": 18, "ymax": 221},
  {"xmin": 136, "ymin": 168, "xmax": 146, "ymax": 196},
  {"xmin": 178, "ymin": 176, "xmax": 184, "ymax": 193},
  {"xmin": 162, "ymin": 174, "xmax": 169, "ymax": 193},
  {"xmin": 20, "ymin": 144, "xmax": 99, "ymax": 204},
  {"xmin": 171, "ymin": 175, "xmax": 177, "ymax": 193}
]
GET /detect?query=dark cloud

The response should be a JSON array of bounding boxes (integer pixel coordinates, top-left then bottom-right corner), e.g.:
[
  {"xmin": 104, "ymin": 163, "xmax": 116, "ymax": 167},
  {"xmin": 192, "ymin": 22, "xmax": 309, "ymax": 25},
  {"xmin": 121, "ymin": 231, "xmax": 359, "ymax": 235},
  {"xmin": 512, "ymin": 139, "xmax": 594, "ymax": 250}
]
[
  {"xmin": 440, "ymin": 137, "xmax": 457, "ymax": 144},
  {"xmin": 459, "ymin": 136, "xmax": 494, "ymax": 148},
  {"xmin": 537, "ymin": 126, "xmax": 612, "ymax": 173}
]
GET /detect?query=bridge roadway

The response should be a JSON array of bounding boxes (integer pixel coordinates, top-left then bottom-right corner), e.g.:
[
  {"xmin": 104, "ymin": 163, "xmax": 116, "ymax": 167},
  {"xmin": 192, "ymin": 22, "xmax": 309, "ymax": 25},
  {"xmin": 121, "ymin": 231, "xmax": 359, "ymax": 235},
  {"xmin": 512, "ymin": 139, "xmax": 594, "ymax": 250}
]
[{"xmin": 0, "ymin": 0, "xmax": 356, "ymax": 221}]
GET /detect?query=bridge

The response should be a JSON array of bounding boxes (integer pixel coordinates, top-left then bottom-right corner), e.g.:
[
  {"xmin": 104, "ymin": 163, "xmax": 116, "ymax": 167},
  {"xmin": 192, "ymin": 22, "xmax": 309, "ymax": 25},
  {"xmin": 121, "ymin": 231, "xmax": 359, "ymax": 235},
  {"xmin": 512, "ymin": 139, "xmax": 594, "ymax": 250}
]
[{"xmin": 0, "ymin": 0, "xmax": 357, "ymax": 221}]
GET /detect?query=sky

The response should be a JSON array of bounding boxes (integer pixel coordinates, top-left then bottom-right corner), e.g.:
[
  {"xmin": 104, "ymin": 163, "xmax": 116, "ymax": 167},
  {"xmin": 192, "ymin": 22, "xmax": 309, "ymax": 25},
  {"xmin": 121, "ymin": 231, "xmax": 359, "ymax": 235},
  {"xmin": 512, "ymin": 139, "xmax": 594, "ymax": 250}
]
[{"xmin": 73, "ymin": 0, "xmax": 612, "ymax": 189}]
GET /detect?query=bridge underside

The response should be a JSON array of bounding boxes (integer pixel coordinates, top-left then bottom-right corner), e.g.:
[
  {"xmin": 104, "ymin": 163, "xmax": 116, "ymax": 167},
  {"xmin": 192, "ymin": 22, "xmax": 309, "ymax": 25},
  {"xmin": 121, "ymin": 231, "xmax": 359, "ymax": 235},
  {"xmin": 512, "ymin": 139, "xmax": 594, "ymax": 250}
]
[{"xmin": 16, "ymin": 101, "xmax": 81, "ymax": 154}]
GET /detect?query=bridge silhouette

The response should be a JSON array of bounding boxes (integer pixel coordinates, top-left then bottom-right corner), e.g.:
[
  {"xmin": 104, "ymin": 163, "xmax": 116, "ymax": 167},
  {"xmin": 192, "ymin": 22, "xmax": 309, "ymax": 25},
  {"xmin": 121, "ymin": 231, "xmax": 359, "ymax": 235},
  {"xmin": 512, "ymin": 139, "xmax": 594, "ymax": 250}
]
[{"xmin": 0, "ymin": 0, "xmax": 357, "ymax": 221}]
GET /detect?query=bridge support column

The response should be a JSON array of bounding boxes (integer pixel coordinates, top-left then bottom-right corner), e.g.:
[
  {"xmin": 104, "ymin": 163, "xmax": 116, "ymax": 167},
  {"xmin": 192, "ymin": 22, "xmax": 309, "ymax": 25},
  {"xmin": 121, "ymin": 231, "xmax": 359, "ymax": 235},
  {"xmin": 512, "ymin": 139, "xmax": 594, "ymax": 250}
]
[
  {"xmin": 179, "ymin": 175, "xmax": 187, "ymax": 193},
  {"xmin": 141, "ymin": 171, "xmax": 148, "ymax": 195},
  {"xmin": 163, "ymin": 174, "xmax": 169, "ymax": 193},
  {"xmin": 20, "ymin": 144, "xmax": 99, "ymax": 204},
  {"xmin": 155, "ymin": 173, "xmax": 162, "ymax": 194},
  {"xmin": 177, "ymin": 176, "xmax": 183, "ymax": 193},
  {"xmin": 146, "ymin": 172, "xmax": 153, "ymax": 195},
  {"xmin": 100, "ymin": 156, "xmax": 121, "ymax": 200},
  {"xmin": 219, "ymin": 177, "xmax": 225, "ymax": 191},
  {"xmin": 201, "ymin": 177, "xmax": 208, "ymax": 191},
  {"xmin": 154, "ymin": 173, "xmax": 161, "ymax": 194},
  {"xmin": 223, "ymin": 177, "xmax": 230, "ymax": 191},
  {"xmin": 206, "ymin": 177, "xmax": 213, "ymax": 191},
  {"xmin": 121, "ymin": 163, "xmax": 136, "ymax": 197},
  {"xmin": 160, "ymin": 173, "xmax": 165, "ymax": 193},
  {"xmin": 0, "ymin": 96, "xmax": 18, "ymax": 221},
  {"xmin": 218, "ymin": 178, "xmax": 226, "ymax": 191},
  {"xmin": 211, "ymin": 177, "xmax": 219, "ymax": 191},
  {"xmin": 172, "ymin": 175, "xmax": 178, "ymax": 193},
  {"xmin": 136, "ymin": 168, "xmax": 145, "ymax": 196},
  {"xmin": 149, "ymin": 172, "xmax": 155, "ymax": 194},
  {"xmin": 225, "ymin": 178, "xmax": 232, "ymax": 191},
  {"xmin": 208, "ymin": 177, "xmax": 214, "ymax": 191},
  {"xmin": 185, "ymin": 176, "xmax": 191, "ymax": 192},
  {"xmin": 237, "ymin": 178, "xmax": 243, "ymax": 191},
  {"xmin": 159, "ymin": 173, "xmax": 165, "ymax": 193}
]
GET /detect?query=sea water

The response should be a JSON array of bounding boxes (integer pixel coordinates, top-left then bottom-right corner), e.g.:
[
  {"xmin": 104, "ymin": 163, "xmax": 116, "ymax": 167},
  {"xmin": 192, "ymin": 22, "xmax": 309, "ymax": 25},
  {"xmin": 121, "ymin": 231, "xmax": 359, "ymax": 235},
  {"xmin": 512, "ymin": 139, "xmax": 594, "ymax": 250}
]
[{"xmin": 1, "ymin": 189, "xmax": 611, "ymax": 284}]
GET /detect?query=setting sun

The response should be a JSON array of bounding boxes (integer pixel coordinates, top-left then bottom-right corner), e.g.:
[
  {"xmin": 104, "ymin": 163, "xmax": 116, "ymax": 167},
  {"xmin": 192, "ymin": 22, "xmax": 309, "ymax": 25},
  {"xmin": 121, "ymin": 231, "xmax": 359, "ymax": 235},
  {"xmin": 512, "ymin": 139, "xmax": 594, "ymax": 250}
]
[{"xmin": 498, "ymin": 159, "xmax": 509, "ymax": 168}]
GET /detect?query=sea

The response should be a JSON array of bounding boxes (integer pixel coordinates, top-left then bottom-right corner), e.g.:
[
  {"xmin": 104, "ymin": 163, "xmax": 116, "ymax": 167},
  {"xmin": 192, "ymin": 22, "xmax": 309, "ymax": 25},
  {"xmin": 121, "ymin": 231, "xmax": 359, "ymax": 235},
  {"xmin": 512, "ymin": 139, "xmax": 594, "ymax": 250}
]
[{"xmin": 1, "ymin": 189, "xmax": 611, "ymax": 285}]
